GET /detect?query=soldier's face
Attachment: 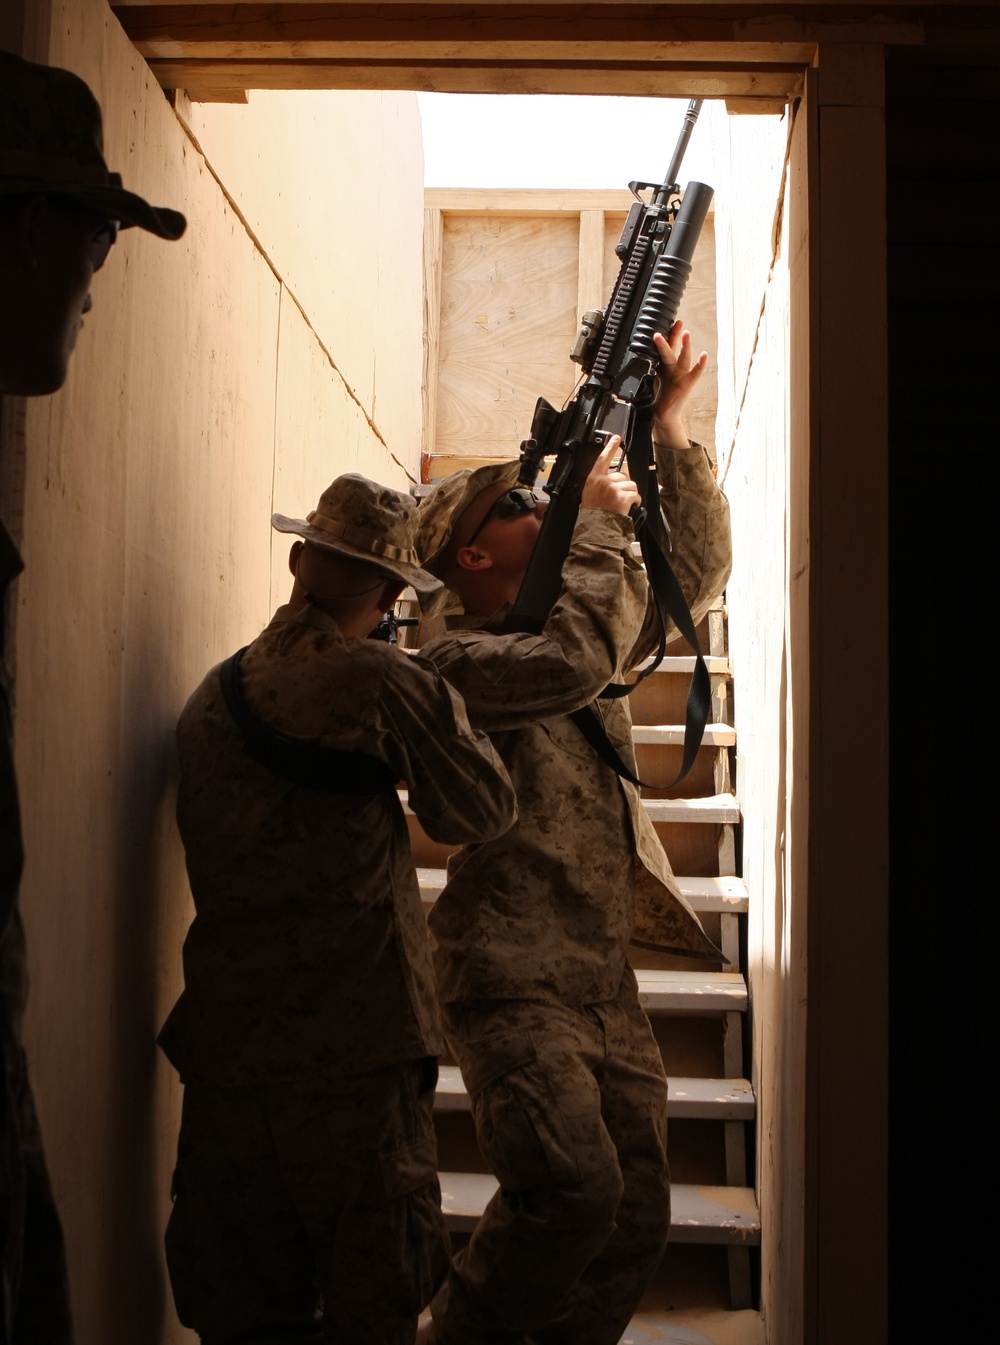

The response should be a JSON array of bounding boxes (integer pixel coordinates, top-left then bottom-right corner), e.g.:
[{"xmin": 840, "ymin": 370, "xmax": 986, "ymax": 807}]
[
  {"xmin": 1, "ymin": 197, "xmax": 115, "ymax": 395},
  {"xmin": 465, "ymin": 483, "xmax": 548, "ymax": 581}
]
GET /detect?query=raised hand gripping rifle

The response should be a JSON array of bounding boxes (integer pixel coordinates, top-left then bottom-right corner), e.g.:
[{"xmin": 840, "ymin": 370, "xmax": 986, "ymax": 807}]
[{"xmin": 505, "ymin": 100, "xmax": 715, "ymax": 786}]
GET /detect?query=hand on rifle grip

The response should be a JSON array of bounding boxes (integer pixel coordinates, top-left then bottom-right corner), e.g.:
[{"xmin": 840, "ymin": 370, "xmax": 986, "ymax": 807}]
[{"xmin": 582, "ymin": 438, "xmax": 641, "ymax": 517}]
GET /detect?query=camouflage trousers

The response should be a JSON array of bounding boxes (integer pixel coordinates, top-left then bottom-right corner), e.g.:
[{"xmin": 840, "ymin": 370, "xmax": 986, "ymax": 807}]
[
  {"xmin": 432, "ymin": 968, "xmax": 669, "ymax": 1345},
  {"xmin": 164, "ymin": 1058, "xmax": 450, "ymax": 1345}
]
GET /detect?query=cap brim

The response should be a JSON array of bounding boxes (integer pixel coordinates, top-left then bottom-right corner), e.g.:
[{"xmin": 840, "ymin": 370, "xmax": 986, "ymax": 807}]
[
  {"xmin": 271, "ymin": 513, "xmax": 442, "ymax": 595},
  {"xmin": 0, "ymin": 180, "xmax": 186, "ymax": 239}
]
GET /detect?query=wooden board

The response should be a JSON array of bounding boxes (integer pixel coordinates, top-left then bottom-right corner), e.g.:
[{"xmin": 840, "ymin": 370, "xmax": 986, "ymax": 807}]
[
  {"xmin": 12, "ymin": 6, "xmax": 429, "ymax": 1342},
  {"xmin": 435, "ymin": 212, "xmax": 582, "ymax": 458},
  {"xmin": 438, "ymin": 1172, "xmax": 760, "ymax": 1244},
  {"xmin": 177, "ymin": 85, "xmax": 426, "ymax": 475},
  {"xmin": 424, "ymin": 191, "xmax": 718, "ymax": 464},
  {"xmin": 417, "ymin": 867, "xmax": 748, "ymax": 913},
  {"xmin": 436, "ymin": 1064, "xmax": 755, "ymax": 1119}
]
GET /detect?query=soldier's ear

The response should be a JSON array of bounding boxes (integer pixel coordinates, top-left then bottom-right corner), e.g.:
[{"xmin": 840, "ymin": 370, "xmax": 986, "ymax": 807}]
[
  {"xmin": 454, "ymin": 545, "xmax": 493, "ymax": 573},
  {"xmin": 288, "ymin": 540, "xmax": 304, "ymax": 577}
]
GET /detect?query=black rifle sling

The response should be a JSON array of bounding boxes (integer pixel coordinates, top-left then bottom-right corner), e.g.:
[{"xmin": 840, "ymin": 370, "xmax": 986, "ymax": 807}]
[
  {"xmin": 573, "ymin": 393, "xmax": 713, "ymax": 790},
  {"xmin": 218, "ymin": 646, "xmax": 397, "ymax": 795}
]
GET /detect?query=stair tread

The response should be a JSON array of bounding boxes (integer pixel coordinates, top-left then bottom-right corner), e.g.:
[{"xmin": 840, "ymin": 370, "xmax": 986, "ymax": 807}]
[
  {"xmin": 642, "ymin": 795, "xmax": 740, "ymax": 823},
  {"xmin": 634, "ymin": 654, "xmax": 730, "ymax": 675},
  {"xmin": 636, "ymin": 969, "xmax": 747, "ymax": 1012},
  {"xmin": 435, "ymin": 1065, "xmax": 754, "ymax": 1118},
  {"xmin": 618, "ymin": 1310, "xmax": 765, "ymax": 1342},
  {"xmin": 632, "ymin": 723, "xmax": 736, "ymax": 746},
  {"xmin": 417, "ymin": 869, "xmax": 748, "ymax": 914},
  {"xmin": 402, "ymin": 791, "xmax": 740, "ymax": 824},
  {"xmin": 438, "ymin": 1172, "xmax": 760, "ymax": 1245}
]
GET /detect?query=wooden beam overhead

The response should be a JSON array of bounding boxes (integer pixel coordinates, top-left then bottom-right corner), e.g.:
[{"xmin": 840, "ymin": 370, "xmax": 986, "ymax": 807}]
[
  {"xmin": 112, "ymin": 2, "xmax": 999, "ymax": 99},
  {"xmin": 146, "ymin": 57, "xmax": 807, "ymax": 98},
  {"xmin": 114, "ymin": 3, "xmax": 938, "ymax": 55}
]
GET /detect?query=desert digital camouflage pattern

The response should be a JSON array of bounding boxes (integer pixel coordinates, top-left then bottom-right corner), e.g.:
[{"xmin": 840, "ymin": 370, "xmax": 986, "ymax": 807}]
[
  {"xmin": 166, "ymin": 1062, "xmax": 449, "ymax": 1345},
  {"xmin": 422, "ymin": 440, "xmax": 732, "ymax": 1005},
  {"xmin": 160, "ymin": 596, "xmax": 515, "ymax": 1341},
  {"xmin": 418, "ymin": 439, "xmax": 732, "ymax": 1345},
  {"xmin": 159, "ymin": 601, "xmax": 516, "ymax": 1086},
  {"xmin": 438, "ymin": 977, "xmax": 671, "ymax": 1345}
]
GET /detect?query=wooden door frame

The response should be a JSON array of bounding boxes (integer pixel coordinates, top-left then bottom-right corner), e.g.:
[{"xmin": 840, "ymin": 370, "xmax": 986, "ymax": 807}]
[{"xmin": 18, "ymin": 7, "xmax": 895, "ymax": 1340}]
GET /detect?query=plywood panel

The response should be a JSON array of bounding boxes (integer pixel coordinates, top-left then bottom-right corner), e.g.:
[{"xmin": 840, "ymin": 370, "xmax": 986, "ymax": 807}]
[
  {"xmin": 179, "ymin": 85, "xmax": 426, "ymax": 474},
  {"xmin": 11, "ymin": 5, "xmax": 428, "ymax": 1343},
  {"xmin": 706, "ymin": 92, "xmax": 796, "ymax": 1337},
  {"xmin": 435, "ymin": 213, "xmax": 582, "ymax": 458},
  {"xmin": 428, "ymin": 199, "xmax": 718, "ymax": 463},
  {"xmin": 270, "ymin": 287, "xmax": 414, "ymax": 611}
]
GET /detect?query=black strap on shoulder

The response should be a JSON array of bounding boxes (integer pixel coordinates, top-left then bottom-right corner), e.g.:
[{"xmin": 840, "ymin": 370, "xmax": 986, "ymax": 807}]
[
  {"xmin": 581, "ymin": 389, "xmax": 713, "ymax": 790},
  {"xmin": 218, "ymin": 646, "xmax": 398, "ymax": 795}
]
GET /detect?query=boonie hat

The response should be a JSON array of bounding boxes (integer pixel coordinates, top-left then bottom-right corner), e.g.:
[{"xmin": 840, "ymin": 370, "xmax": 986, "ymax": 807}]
[
  {"xmin": 416, "ymin": 459, "xmax": 521, "ymax": 578},
  {"xmin": 0, "ymin": 51, "xmax": 186, "ymax": 239},
  {"xmin": 272, "ymin": 474, "xmax": 443, "ymax": 595}
]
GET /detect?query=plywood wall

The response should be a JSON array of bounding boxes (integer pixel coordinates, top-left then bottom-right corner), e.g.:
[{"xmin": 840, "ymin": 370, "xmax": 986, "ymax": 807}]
[
  {"xmin": 708, "ymin": 101, "xmax": 802, "ymax": 1337},
  {"xmin": 423, "ymin": 188, "xmax": 718, "ymax": 475},
  {"xmin": 6, "ymin": 4, "xmax": 426, "ymax": 1342}
]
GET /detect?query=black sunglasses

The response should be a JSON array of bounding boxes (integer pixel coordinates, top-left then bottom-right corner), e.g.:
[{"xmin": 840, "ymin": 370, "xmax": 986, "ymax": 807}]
[{"xmin": 466, "ymin": 487, "xmax": 541, "ymax": 547}]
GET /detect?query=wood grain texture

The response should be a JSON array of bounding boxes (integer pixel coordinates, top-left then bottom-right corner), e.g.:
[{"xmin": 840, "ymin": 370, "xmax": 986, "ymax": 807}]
[
  {"xmin": 435, "ymin": 213, "xmax": 582, "ymax": 457},
  {"xmin": 12, "ymin": 6, "xmax": 427, "ymax": 1342},
  {"xmin": 147, "ymin": 58, "xmax": 806, "ymax": 100},
  {"xmin": 425, "ymin": 194, "xmax": 718, "ymax": 461}
]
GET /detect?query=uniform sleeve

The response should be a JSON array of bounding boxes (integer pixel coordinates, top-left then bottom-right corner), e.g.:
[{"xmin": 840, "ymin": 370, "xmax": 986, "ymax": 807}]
[
  {"xmin": 421, "ymin": 509, "xmax": 649, "ymax": 734},
  {"xmin": 626, "ymin": 438, "xmax": 733, "ymax": 670},
  {"xmin": 375, "ymin": 657, "xmax": 518, "ymax": 846}
]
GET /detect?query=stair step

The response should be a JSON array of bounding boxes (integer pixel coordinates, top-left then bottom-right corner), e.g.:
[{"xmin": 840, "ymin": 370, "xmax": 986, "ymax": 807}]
[
  {"xmin": 631, "ymin": 723, "xmax": 736, "ymax": 746},
  {"xmin": 618, "ymin": 1311, "xmax": 765, "ymax": 1343},
  {"xmin": 417, "ymin": 869, "xmax": 748, "ymax": 914},
  {"xmin": 636, "ymin": 969, "xmax": 747, "ymax": 1013},
  {"xmin": 641, "ymin": 794, "xmax": 741, "ymax": 824},
  {"xmin": 635, "ymin": 654, "xmax": 730, "ymax": 675},
  {"xmin": 435, "ymin": 1065, "xmax": 754, "ymax": 1119},
  {"xmin": 438, "ymin": 1172, "xmax": 760, "ymax": 1246},
  {"xmin": 401, "ymin": 792, "xmax": 740, "ymax": 824}
]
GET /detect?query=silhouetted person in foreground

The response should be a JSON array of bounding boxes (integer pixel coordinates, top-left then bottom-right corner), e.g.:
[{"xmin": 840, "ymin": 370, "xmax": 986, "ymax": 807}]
[{"xmin": 0, "ymin": 49, "xmax": 185, "ymax": 1340}]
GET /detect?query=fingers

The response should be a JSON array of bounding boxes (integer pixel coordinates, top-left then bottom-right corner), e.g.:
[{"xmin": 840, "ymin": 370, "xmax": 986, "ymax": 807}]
[
  {"xmin": 653, "ymin": 322, "xmax": 705, "ymax": 373},
  {"xmin": 582, "ymin": 436, "xmax": 641, "ymax": 516},
  {"xmin": 593, "ymin": 437, "xmax": 628, "ymax": 476}
]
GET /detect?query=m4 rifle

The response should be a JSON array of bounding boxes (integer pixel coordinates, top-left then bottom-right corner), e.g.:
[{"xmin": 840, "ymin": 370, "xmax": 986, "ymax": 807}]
[{"xmin": 505, "ymin": 99, "xmax": 715, "ymax": 785}]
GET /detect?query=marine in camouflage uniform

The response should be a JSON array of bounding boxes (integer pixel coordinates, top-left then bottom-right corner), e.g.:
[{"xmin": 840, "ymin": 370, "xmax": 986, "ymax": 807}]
[
  {"xmin": 159, "ymin": 476, "xmax": 517, "ymax": 1345},
  {"xmin": 414, "ymin": 325, "xmax": 732, "ymax": 1345},
  {"xmin": 0, "ymin": 51, "xmax": 184, "ymax": 1343}
]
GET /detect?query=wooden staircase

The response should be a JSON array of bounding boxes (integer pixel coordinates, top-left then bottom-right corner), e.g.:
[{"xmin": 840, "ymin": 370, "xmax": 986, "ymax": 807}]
[{"xmin": 398, "ymin": 591, "xmax": 759, "ymax": 1331}]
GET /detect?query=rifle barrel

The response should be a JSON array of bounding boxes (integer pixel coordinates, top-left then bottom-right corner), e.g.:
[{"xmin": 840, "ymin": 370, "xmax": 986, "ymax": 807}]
[{"xmin": 656, "ymin": 98, "xmax": 703, "ymax": 204}]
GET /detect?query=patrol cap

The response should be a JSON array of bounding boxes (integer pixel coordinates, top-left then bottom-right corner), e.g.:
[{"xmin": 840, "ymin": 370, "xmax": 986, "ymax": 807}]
[
  {"xmin": 0, "ymin": 50, "xmax": 186, "ymax": 240},
  {"xmin": 272, "ymin": 474, "xmax": 443, "ymax": 595},
  {"xmin": 415, "ymin": 459, "xmax": 521, "ymax": 578}
]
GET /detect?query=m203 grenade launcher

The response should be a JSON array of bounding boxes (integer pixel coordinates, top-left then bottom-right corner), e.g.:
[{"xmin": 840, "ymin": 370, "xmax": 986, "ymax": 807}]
[{"xmin": 506, "ymin": 99, "xmax": 714, "ymax": 635}]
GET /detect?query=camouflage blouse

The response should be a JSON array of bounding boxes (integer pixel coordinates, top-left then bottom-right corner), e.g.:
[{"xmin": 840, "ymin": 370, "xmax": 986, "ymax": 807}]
[
  {"xmin": 421, "ymin": 442, "xmax": 732, "ymax": 1007},
  {"xmin": 158, "ymin": 603, "xmax": 516, "ymax": 1085}
]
